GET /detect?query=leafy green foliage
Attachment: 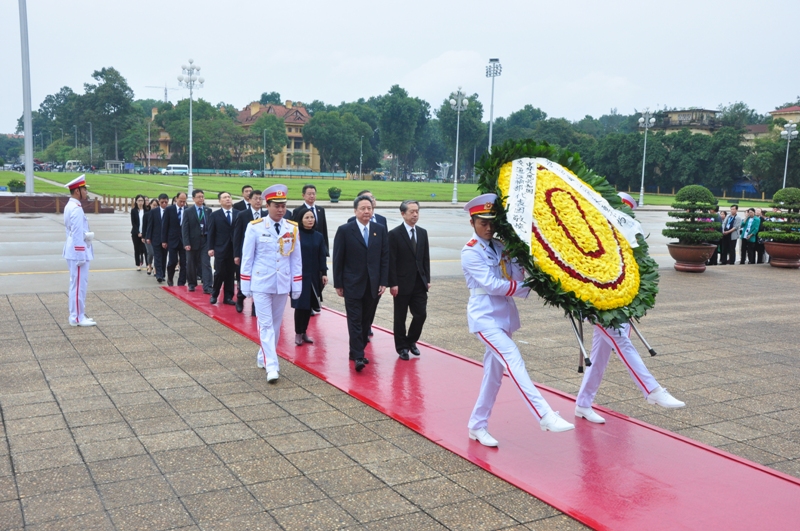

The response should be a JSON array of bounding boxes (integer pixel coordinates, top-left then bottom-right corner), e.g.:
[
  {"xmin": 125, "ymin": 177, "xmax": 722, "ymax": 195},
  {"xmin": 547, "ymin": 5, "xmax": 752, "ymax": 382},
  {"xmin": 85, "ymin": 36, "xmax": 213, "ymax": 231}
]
[
  {"xmin": 662, "ymin": 185, "xmax": 719, "ymax": 245},
  {"xmin": 259, "ymin": 92, "xmax": 281, "ymax": 105},
  {"xmin": 302, "ymin": 111, "xmax": 373, "ymax": 172},
  {"xmin": 760, "ymin": 187, "xmax": 800, "ymax": 243},
  {"xmin": 476, "ymin": 139, "xmax": 660, "ymax": 329}
]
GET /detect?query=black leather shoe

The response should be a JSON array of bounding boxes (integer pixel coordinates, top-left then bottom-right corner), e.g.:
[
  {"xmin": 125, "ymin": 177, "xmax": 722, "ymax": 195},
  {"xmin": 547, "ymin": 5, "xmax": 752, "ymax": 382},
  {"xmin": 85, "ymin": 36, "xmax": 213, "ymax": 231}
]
[
  {"xmin": 302, "ymin": 334, "xmax": 314, "ymax": 344},
  {"xmin": 236, "ymin": 300, "xmax": 243, "ymax": 313},
  {"xmin": 203, "ymin": 289, "xmax": 212, "ymax": 295},
  {"xmin": 188, "ymin": 286, "xmax": 195, "ymax": 292},
  {"xmin": 223, "ymin": 299, "xmax": 236, "ymax": 305},
  {"xmin": 369, "ymin": 330, "xmax": 374, "ymax": 337},
  {"xmin": 167, "ymin": 277, "xmax": 174, "ymax": 287},
  {"xmin": 398, "ymin": 349, "xmax": 409, "ymax": 360},
  {"xmin": 410, "ymin": 345, "xmax": 421, "ymax": 356},
  {"xmin": 209, "ymin": 296, "xmax": 217, "ymax": 304},
  {"xmin": 355, "ymin": 359, "xmax": 366, "ymax": 372}
]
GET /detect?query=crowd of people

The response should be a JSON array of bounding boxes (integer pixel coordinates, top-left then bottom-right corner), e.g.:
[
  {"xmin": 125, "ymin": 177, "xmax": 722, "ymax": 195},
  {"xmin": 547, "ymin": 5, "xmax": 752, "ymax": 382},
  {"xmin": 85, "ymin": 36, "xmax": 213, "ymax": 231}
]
[{"xmin": 707, "ymin": 204, "xmax": 773, "ymax": 266}]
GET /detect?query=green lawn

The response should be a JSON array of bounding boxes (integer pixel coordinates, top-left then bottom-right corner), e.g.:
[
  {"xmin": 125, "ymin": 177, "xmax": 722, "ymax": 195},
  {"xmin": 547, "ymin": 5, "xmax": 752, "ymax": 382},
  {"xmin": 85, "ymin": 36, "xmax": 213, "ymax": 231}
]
[{"xmin": 32, "ymin": 172, "xmax": 481, "ymax": 202}]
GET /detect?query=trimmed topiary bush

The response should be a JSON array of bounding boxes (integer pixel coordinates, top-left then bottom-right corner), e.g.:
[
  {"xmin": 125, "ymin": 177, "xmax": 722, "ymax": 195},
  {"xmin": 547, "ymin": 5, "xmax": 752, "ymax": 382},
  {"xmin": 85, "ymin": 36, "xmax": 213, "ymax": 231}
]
[
  {"xmin": 662, "ymin": 185, "xmax": 720, "ymax": 245},
  {"xmin": 760, "ymin": 187, "xmax": 800, "ymax": 244}
]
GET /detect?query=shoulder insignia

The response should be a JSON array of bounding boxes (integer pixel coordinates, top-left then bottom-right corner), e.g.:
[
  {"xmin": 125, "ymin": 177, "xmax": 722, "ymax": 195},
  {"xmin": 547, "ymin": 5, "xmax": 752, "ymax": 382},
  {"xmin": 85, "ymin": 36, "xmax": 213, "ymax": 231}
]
[
  {"xmin": 249, "ymin": 218, "xmax": 262, "ymax": 225},
  {"xmin": 466, "ymin": 239, "xmax": 477, "ymax": 247},
  {"xmin": 286, "ymin": 219, "xmax": 298, "ymax": 226}
]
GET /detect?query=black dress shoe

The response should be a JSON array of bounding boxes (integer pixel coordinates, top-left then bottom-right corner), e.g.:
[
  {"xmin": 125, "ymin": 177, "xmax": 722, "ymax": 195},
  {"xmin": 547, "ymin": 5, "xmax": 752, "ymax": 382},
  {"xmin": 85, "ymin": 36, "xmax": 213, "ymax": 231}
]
[
  {"xmin": 302, "ymin": 333, "xmax": 314, "ymax": 344},
  {"xmin": 203, "ymin": 289, "xmax": 213, "ymax": 295},
  {"xmin": 368, "ymin": 330, "xmax": 374, "ymax": 337},
  {"xmin": 236, "ymin": 300, "xmax": 243, "ymax": 313},
  {"xmin": 223, "ymin": 299, "xmax": 236, "ymax": 305},
  {"xmin": 349, "ymin": 356, "xmax": 370, "ymax": 364},
  {"xmin": 410, "ymin": 345, "xmax": 421, "ymax": 356},
  {"xmin": 355, "ymin": 359, "xmax": 366, "ymax": 372},
  {"xmin": 157, "ymin": 278, "xmax": 164, "ymax": 283},
  {"xmin": 188, "ymin": 286, "xmax": 195, "ymax": 292},
  {"xmin": 167, "ymin": 278, "xmax": 174, "ymax": 287},
  {"xmin": 398, "ymin": 349, "xmax": 409, "ymax": 360},
  {"xmin": 209, "ymin": 296, "xmax": 218, "ymax": 304}
]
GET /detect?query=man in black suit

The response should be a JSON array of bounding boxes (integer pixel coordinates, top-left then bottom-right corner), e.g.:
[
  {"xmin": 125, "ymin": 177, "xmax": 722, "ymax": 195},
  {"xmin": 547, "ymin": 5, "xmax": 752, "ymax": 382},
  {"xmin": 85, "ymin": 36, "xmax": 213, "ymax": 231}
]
[
  {"xmin": 182, "ymin": 189, "xmax": 213, "ymax": 293},
  {"xmin": 207, "ymin": 191, "xmax": 238, "ymax": 305},
  {"xmin": 333, "ymin": 195, "xmax": 390, "ymax": 372},
  {"xmin": 347, "ymin": 190, "xmax": 388, "ymax": 227},
  {"xmin": 145, "ymin": 193, "xmax": 170, "ymax": 282},
  {"xmin": 161, "ymin": 191, "xmax": 187, "ymax": 286},
  {"xmin": 388, "ymin": 200, "xmax": 431, "ymax": 360},
  {"xmin": 232, "ymin": 185, "xmax": 253, "ymax": 211},
  {"xmin": 233, "ymin": 189, "xmax": 266, "ymax": 313}
]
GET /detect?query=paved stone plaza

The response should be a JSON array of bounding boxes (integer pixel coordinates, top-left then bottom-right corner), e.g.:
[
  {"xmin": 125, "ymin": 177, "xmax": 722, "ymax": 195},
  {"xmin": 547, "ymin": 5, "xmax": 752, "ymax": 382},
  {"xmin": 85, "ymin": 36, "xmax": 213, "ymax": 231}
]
[{"xmin": 1, "ymin": 210, "xmax": 799, "ymax": 530}]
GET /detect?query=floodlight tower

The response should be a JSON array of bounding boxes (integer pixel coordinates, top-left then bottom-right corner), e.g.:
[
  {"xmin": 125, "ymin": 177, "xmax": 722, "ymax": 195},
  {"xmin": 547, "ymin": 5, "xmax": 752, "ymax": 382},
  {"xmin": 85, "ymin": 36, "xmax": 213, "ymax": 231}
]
[
  {"xmin": 638, "ymin": 109, "xmax": 656, "ymax": 207},
  {"xmin": 781, "ymin": 121, "xmax": 798, "ymax": 189},
  {"xmin": 449, "ymin": 88, "xmax": 469, "ymax": 204},
  {"xmin": 486, "ymin": 58, "xmax": 502, "ymax": 153},
  {"xmin": 178, "ymin": 59, "xmax": 204, "ymax": 195}
]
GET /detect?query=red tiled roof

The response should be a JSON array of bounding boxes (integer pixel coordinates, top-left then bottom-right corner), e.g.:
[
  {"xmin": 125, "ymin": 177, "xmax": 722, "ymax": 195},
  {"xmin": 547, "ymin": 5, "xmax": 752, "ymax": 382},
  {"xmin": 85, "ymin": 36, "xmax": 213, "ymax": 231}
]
[
  {"xmin": 770, "ymin": 106, "xmax": 800, "ymax": 115},
  {"xmin": 745, "ymin": 124, "xmax": 769, "ymax": 134},
  {"xmin": 237, "ymin": 102, "xmax": 310, "ymax": 127}
]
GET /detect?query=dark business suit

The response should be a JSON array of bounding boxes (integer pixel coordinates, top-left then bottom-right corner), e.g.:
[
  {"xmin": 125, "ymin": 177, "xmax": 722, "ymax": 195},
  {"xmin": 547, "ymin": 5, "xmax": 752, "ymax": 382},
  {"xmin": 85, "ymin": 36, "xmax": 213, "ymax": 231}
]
[
  {"xmin": 130, "ymin": 208, "xmax": 146, "ymax": 267},
  {"xmin": 388, "ymin": 223, "xmax": 430, "ymax": 353},
  {"xmin": 145, "ymin": 206, "xmax": 168, "ymax": 281},
  {"xmin": 347, "ymin": 213, "xmax": 388, "ymax": 332},
  {"xmin": 182, "ymin": 204, "xmax": 213, "ymax": 292},
  {"xmin": 293, "ymin": 203, "xmax": 330, "ymax": 255},
  {"xmin": 233, "ymin": 207, "xmax": 267, "ymax": 307},
  {"xmin": 333, "ymin": 220, "xmax": 390, "ymax": 362},
  {"xmin": 207, "ymin": 208, "xmax": 238, "ymax": 301},
  {"xmin": 232, "ymin": 199, "xmax": 248, "ymax": 211},
  {"xmin": 161, "ymin": 204, "xmax": 187, "ymax": 285}
]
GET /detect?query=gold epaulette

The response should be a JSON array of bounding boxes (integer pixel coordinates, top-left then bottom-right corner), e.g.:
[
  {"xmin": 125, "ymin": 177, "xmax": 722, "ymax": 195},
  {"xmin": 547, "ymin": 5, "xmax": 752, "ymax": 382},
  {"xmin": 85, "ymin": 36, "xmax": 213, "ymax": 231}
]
[
  {"xmin": 286, "ymin": 219, "xmax": 298, "ymax": 226},
  {"xmin": 250, "ymin": 218, "xmax": 262, "ymax": 225}
]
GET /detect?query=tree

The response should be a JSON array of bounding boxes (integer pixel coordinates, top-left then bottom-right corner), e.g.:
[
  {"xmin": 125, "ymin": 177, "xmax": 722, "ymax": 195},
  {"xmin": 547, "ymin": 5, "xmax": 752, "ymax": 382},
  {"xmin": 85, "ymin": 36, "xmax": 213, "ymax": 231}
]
[
  {"xmin": 436, "ymin": 93, "xmax": 485, "ymax": 179},
  {"xmin": 718, "ymin": 102, "xmax": 767, "ymax": 129},
  {"xmin": 377, "ymin": 85, "xmax": 424, "ymax": 178},
  {"xmin": 305, "ymin": 100, "xmax": 333, "ymax": 116},
  {"xmin": 706, "ymin": 127, "xmax": 749, "ymax": 188},
  {"xmin": 83, "ymin": 67, "xmax": 135, "ymax": 160},
  {"xmin": 249, "ymin": 113, "xmax": 288, "ymax": 169},
  {"xmin": 260, "ymin": 92, "xmax": 281, "ymax": 105},
  {"xmin": 302, "ymin": 111, "xmax": 372, "ymax": 172}
]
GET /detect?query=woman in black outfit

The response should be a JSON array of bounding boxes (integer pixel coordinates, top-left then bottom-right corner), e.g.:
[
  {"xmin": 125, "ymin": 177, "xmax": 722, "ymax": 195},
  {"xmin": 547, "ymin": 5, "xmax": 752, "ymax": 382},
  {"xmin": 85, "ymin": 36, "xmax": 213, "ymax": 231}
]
[
  {"xmin": 292, "ymin": 209, "xmax": 328, "ymax": 345},
  {"xmin": 130, "ymin": 194, "xmax": 147, "ymax": 270},
  {"xmin": 141, "ymin": 198, "xmax": 158, "ymax": 275}
]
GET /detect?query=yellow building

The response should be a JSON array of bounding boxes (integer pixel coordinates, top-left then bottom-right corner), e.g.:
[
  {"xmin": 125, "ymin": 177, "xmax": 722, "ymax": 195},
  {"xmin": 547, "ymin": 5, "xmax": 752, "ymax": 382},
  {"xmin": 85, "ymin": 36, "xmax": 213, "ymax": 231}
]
[
  {"xmin": 769, "ymin": 105, "xmax": 800, "ymax": 125},
  {"xmin": 237, "ymin": 101, "xmax": 321, "ymax": 172},
  {"xmin": 658, "ymin": 109, "xmax": 719, "ymax": 135}
]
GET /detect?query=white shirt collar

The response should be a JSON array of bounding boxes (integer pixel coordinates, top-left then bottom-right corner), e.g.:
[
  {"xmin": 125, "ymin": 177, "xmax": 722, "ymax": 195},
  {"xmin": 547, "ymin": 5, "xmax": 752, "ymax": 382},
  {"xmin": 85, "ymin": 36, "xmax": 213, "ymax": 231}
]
[
  {"xmin": 304, "ymin": 202, "xmax": 315, "ymax": 210},
  {"xmin": 356, "ymin": 219, "xmax": 369, "ymax": 232}
]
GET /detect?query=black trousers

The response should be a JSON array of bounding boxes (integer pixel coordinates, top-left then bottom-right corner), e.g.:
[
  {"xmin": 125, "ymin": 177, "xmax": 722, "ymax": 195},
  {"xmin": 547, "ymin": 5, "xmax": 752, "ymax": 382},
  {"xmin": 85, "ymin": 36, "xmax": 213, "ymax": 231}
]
[
  {"xmin": 167, "ymin": 246, "xmax": 187, "ymax": 284},
  {"xmin": 755, "ymin": 240, "xmax": 766, "ymax": 264},
  {"xmin": 131, "ymin": 234, "xmax": 146, "ymax": 266},
  {"xmin": 706, "ymin": 238, "xmax": 721, "ymax": 265},
  {"xmin": 720, "ymin": 235, "xmax": 736, "ymax": 265},
  {"xmin": 152, "ymin": 245, "xmax": 167, "ymax": 279},
  {"xmin": 294, "ymin": 309, "xmax": 311, "ymax": 334},
  {"xmin": 212, "ymin": 255, "xmax": 235, "ymax": 300},
  {"xmin": 742, "ymin": 240, "xmax": 756, "ymax": 264},
  {"xmin": 344, "ymin": 280, "xmax": 378, "ymax": 361},
  {"xmin": 186, "ymin": 239, "xmax": 212, "ymax": 290},
  {"xmin": 392, "ymin": 276, "xmax": 428, "ymax": 351}
]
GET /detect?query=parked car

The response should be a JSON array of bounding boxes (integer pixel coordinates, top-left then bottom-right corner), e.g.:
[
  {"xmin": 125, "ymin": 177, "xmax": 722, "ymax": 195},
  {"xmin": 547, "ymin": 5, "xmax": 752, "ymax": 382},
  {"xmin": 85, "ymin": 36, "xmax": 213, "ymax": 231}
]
[{"xmin": 137, "ymin": 166, "xmax": 160, "ymax": 175}]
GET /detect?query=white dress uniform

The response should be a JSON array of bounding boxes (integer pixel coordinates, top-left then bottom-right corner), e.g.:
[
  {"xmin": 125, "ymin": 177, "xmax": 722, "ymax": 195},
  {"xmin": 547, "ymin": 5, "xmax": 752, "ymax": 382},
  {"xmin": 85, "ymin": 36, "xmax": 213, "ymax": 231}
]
[
  {"xmin": 63, "ymin": 196, "xmax": 94, "ymax": 325},
  {"xmin": 240, "ymin": 216, "xmax": 302, "ymax": 376},
  {"xmin": 462, "ymin": 233, "xmax": 555, "ymax": 430}
]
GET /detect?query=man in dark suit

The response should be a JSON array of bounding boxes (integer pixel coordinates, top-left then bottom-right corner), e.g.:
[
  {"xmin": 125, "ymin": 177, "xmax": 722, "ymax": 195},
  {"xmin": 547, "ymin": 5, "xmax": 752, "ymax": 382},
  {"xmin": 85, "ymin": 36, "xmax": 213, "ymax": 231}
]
[
  {"xmin": 207, "ymin": 191, "xmax": 238, "ymax": 305},
  {"xmin": 161, "ymin": 192, "xmax": 187, "ymax": 286},
  {"xmin": 388, "ymin": 200, "xmax": 431, "ymax": 360},
  {"xmin": 333, "ymin": 194, "xmax": 390, "ymax": 372},
  {"xmin": 182, "ymin": 189, "xmax": 213, "ymax": 293},
  {"xmin": 232, "ymin": 185, "xmax": 253, "ymax": 211},
  {"xmin": 145, "ymin": 193, "xmax": 170, "ymax": 282},
  {"xmin": 233, "ymin": 189, "xmax": 266, "ymax": 313}
]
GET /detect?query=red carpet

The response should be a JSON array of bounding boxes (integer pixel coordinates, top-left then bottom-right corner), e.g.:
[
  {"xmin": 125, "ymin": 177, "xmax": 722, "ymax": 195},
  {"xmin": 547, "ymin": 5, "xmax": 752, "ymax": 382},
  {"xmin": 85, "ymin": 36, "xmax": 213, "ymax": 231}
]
[{"xmin": 165, "ymin": 287, "xmax": 800, "ymax": 530}]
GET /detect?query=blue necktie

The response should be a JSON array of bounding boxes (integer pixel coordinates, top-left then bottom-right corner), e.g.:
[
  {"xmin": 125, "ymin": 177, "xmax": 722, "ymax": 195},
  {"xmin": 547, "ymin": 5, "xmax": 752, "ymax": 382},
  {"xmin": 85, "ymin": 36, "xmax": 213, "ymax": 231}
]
[
  {"xmin": 226, "ymin": 210, "xmax": 231, "ymax": 224},
  {"xmin": 363, "ymin": 226, "xmax": 369, "ymax": 246},
  {"xmin": 177, "ymin": 207, "xmax": 182, "ymax": 225}
]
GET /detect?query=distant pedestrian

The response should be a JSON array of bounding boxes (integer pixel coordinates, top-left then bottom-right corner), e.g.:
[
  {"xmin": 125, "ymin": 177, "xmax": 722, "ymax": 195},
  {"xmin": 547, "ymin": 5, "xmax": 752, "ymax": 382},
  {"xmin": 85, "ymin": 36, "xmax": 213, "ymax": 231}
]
[
  {"xmin": 142, "ymin": 198, "xmax": 158, "ymax": 275},
  {"xmin": 63, "ymin": 175, "xmax": 96, "ymax": 327},
  {"xmin": 130, "ymin": 194, "xmax": 147, "ymax": 271}
]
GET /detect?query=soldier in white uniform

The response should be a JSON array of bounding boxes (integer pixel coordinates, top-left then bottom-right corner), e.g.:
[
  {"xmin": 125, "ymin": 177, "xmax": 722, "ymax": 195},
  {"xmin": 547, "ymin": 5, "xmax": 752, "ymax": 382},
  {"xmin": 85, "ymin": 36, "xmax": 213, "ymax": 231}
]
[
  {"xmin": 575, "ymin": 193, "xmax": 685, "ymax": 424},
  {"xmin": 462, "ymin": 193, "xmax": 573, "ymax": 447},
  {"xmin": 63, "ymin": 175, "xmax": 96, "ymax": 327},
  {"xmin": 240, "ymin": 184, "xmax": 302, "ymax": 383}
]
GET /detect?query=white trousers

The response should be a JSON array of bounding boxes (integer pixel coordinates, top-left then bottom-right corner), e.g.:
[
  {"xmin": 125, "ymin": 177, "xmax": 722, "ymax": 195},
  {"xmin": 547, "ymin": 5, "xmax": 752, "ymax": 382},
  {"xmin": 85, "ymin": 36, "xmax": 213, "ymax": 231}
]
[
  {"xmin": 253, "ymin": 292, "xmax": 288, "ymax": 373},
  {"xmin": 67, "ymin": 259, "xmax": 89, "ymax": 324},
  {"xmin": 576, "ymin": 324, "xmax": 659, "ymax": 408},
  {"xmin": 468, "ymin": 328, "xmax": 552, "ymax": 430}
]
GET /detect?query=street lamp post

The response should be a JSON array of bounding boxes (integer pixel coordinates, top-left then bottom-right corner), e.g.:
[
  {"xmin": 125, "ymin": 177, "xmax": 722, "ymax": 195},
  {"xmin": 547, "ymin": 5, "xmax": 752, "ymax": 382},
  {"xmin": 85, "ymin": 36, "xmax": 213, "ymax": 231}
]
[
  {"xmin": 359, "ymin": 135, "xmax": 363, "ymax": 180},
  {"xmin": 17, "ymin": 0, "xmax": 34, "ymax": 193},
  {"xmin": 263, "ymin": 128, "xmax": 267, "ymax": 177},
  {"xmin": 449, "ymin": 87, "xmax": 469, "ymax": 204},
  {"xmin": 486, "ymin": 58, "xmax": 501, "ymax": 153},
  {"xmin": 59, "ymin": 128, "xmax": 64, "ymax": 142},
  {"xmin": 781, "ymin": 121, "xmax": 798, "ymax": 189},
  {"xmin": 87, "ymin": 122, "xmax": 93, "ymax": 169},
  {"xmin": 73, "ymin": 125, "xmax": 77, "ymax": 149},
  {"xmin": 637, "ymin": 109, "xmax": 655, "ymax": 207},
  {"xmin": 178, "ymin": 59, "xmax": 204, "ymax": 195},
  {"xmin": 147, "ymin": 120, "xmax": 152, "ymax": 170}
]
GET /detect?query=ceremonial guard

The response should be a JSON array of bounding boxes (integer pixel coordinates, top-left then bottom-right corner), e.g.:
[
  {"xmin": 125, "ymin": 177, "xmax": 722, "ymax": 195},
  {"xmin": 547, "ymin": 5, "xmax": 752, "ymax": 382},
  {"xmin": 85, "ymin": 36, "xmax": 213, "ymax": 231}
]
[
  {"xmin": 240, "ymin": 184, "xmax": 302, "ymax": 383},
  {"xmin": 462, "ymin": 194, "xmax": 573, "ymax": 447},
  {"xmin": 63, "ymin": 175, "xmax": 96, "ymax": 327},
  {"xmin": 575, "ymin": 194, "xmax": 685, "ymax": 423}
]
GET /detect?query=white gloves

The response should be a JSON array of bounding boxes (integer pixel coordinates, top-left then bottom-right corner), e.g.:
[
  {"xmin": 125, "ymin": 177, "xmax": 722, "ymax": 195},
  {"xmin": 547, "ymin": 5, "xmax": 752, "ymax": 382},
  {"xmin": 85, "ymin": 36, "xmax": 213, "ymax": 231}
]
[
  {"xmin": 291, "ymin": 291, "xmax": 300, "ymax": 300},
  {"xmin": 242, "ymin": 291, "xmax": 252, "ymax": 298},
  {"xmin": 83, "ymin": 232, "xmax": 94, "ymax": 243},
  {"xmin": 77, "ymin": 260, "xmax": 85, "ymax": 267}
]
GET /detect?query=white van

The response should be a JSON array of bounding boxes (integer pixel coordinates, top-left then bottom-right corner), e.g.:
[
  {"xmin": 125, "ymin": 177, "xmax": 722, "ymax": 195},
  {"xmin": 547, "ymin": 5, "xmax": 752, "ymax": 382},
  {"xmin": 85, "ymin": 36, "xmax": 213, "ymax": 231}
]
[
  {"xmin": 65, "ymin": 160, "xmax": 82, "ymax": 171},
  {"xmin": 162, "ymin": 164, "xmax": 189, "ymax": 175}
]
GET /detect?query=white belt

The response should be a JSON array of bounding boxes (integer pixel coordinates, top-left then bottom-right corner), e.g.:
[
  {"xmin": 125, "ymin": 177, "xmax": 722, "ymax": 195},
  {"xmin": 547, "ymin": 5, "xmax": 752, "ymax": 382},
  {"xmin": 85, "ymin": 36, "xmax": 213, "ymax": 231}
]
[{"xmin": 469, "ymin": 287, "xmax": 488, "ymax": 296}]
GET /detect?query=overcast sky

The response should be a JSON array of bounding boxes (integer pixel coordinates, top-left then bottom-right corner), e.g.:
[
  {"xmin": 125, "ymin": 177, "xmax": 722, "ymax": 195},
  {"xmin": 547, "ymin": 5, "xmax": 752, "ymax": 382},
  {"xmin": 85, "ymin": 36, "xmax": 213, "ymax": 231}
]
[{"xmin": 2, "ymin": 0, "xmax": 799, "ymax": 134}]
